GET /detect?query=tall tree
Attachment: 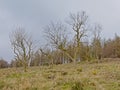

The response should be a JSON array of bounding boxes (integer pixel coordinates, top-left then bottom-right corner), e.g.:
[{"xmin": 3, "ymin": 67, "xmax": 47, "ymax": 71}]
[
  {"xmin": 67, "ymin": 11, "xmax": 89, "ymax": 61},
  {"xmin": 113, "ymin": 34, "xmax": 120, "ymax": 57},
  {"xmin": 44, "ymin": 22, "xmax": 76, "ymax": 63},
  {"xmin": 91, "ymin": 24, "xmax": 102, "ymax": 59},
  {"xmin": 10, "ymin": 28, "xmax": 33, "ymax": 72}
]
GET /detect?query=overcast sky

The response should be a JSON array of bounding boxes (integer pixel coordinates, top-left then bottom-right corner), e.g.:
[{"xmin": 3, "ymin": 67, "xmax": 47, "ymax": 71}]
[{"xmin": 0, "ymin": 0, "xmax": 120, "ymax": 62}]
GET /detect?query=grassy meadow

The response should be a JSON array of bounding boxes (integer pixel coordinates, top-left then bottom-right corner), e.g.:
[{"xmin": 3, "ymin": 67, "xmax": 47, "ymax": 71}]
[{"xmin": 0, "ymin": 59, "xmax": 120, "ymax": 90}]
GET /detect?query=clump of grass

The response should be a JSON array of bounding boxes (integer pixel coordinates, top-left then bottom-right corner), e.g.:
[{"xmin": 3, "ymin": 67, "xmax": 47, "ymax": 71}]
[
  {"xmin": 62, "ymin": 82, "xmax": 72, "ymax": 90},
  {"xmin": 58, "ymin": 80, "xmax": 84, "ymax": 90},
  {"xmin": 77, "ymin": 67, "xmax": 83, "ymax": 72},
  {"xmin": 91, "ymin": 69, "xmax": 98, "ymax": 75},
  {"xmin": 31, "ymin": 87, "xmax": 38, "ymax": 90},
  {"xmin": 104, "ymin": 71, "xmax": 120, "ymax": 81},
  {"xmin": 83, "ymin": 78, "xmax": 96, "ymax": 86},
  {"xmin": 71, "ymin": 81, "xmax": 84, "ymax": 90},
  {"xmin": 61, "ymin": 71, "xmax": 68, "ymax": 76},
  {"xmin": 6, "ymin": 73, "xmax": 22, "ymax": 78},
  {"xmin": 0, "ymin": 81, "xmax": 5, "ymax": 89},
  {"xmin": 43, "ymin": 72, "xmax": 55, "ymax": 80},
  {"xmin": 6, "ymin": 72, "xmax": 33, "ymax": 79}
]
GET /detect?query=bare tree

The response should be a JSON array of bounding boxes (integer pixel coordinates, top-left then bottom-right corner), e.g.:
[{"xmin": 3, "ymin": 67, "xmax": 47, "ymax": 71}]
[
  {"xmin": 67, "ymin": 11, "xmax": 88, "ymax": 47},
  {"xmin": 44, "ymin": 22, "xmax": 76, "ymax": 63},
  {"xmin": 67, "ymin": 11, "xmax": 89, "ymax": 62},
  {"xmin": 113, "ymin": 34, "xmax": 120, "ymax": 57},
  {"xmin": 10, "ymin": 28, "xmax": 33, "ymax": 72},
  {"xmin": 39, "ymin": 47, "xmax": 54, "ymax": 65},
  {"xmin": 91, "ymin": 24, "xmax": 102, "ymax": 60}
]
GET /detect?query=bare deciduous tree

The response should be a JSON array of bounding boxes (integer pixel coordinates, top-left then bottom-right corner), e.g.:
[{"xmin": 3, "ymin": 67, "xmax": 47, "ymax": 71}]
[
  {"xmin": 39, "ymin": 47, "xmax": 54, "ymax": 65},
  {"xmin": 67, "ymin": 11, "xmax": 89, "ymax": 62},
  {"xmin": 10, "ymin": 28, "xmax": 33, "ymax": 72},
  {"xmin": 44, "ymin": 22, "xmax": 76, "ymax": 63},
  {"xmin": 91, "ymin": 24, "xmax": 102, "ymax": 60},
  {"xmin": 67, "ymin": 11, "xmax": 88, "ymax": 47}
]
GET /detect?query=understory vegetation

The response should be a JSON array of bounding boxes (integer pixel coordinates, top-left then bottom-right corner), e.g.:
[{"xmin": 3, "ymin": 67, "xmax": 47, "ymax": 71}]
[{"xmin": 0, "ymin": 59, "xmax": 120, "ymax": 90}]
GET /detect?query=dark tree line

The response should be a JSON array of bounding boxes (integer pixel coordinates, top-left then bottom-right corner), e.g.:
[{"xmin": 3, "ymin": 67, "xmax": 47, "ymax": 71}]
[{"xmin": 0, "ymin": 58, "xmax": 9, "ymax": 68}]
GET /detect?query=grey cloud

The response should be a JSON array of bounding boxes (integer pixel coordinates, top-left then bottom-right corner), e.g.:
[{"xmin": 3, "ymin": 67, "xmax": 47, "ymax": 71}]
[{"xmin": 0, "ymin": 0, "xmax": 120, "ymax": 61}]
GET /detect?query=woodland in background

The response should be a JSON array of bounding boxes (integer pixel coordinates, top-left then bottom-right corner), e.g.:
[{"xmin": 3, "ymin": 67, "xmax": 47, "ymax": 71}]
[{"xmin": 1, "ymin": 11, "xmax": 120, "ymax": 71}]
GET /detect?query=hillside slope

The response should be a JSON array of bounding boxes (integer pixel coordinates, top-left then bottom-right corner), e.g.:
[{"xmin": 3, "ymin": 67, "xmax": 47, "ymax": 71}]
[{"xmin": 0, "ymin": 60, "xmax": 120, "ymax": 90}]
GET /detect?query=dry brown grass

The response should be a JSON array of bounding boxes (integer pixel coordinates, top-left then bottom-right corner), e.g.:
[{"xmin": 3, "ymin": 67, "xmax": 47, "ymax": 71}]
[{"xmin": 0, "ymin": 60, "xmax": 120, "ymax": 90}]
